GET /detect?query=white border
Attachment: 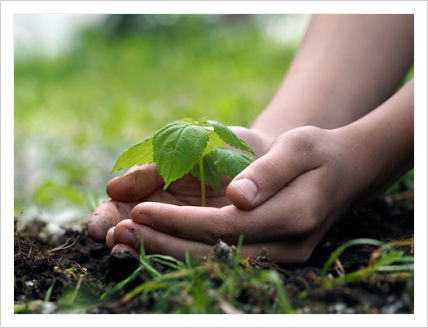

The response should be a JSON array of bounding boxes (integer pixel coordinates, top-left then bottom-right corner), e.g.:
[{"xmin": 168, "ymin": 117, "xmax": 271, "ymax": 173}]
[{"xmin": 2, "ymin": 1, "xmax": 427, "ymax": 327}]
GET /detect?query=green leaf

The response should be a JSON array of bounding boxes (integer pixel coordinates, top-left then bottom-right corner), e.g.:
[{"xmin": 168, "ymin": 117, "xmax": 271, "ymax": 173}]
[
  {"xmin": 112, "ymin": 137, "xmax": 153, "ymax": 173},
  {"xmin": 203, "ymin": 130, "xmax": 225, "ymax": 156},
  {"xmin": 212, "ymin": 147, "xmax": 254, "ymax": 178},
  {"xmin": 207, "ymin": 120, "xmax": 256, "ymax": 155},
  {"xmin": 190, "ymin": 156, "xmax": 222, "ymax": 194},
  {"xmin": 153, "ymin": 120, "xmax": 210, "ymax": 189}
]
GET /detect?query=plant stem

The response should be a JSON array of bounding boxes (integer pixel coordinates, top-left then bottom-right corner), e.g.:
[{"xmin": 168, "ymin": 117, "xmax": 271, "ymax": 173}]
[{"xmin": 199, "ymin": 158, "xmax": 206, "ymax": 207}]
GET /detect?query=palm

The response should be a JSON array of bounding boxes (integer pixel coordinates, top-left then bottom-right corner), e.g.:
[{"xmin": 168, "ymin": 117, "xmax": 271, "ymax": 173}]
[
  {"xmin": 142, "ymin": 127, "xmax": 268, "ymax": 208},
  {"xmin": 88, "ymin": 127, "xmax": 269, "ymax": 242},
  {"xmin": 144, "ymin": 173, "xmax": 231, "ymax": 207}
]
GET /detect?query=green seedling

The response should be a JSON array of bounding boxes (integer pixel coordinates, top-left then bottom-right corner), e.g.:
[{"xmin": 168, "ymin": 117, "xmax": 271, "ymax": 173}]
[{"xmin": 112, "ymin": 118, "xmax": 257, "ymax": 206}]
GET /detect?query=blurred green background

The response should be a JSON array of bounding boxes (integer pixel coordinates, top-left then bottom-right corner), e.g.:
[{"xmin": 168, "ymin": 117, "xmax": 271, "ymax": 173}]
[
  {"xmin": 14, "ymin": 14, "xmax": 413, "ymax": 228},
  {"xmin": 14, "ymin": 14, "xmax": 309, "ymax": 226}
]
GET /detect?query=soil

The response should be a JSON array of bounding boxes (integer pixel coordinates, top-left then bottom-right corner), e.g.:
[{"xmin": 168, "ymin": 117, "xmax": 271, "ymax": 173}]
[{"xmin": 14, "ymin": 191, "xmax": 414, "ymax": 314}]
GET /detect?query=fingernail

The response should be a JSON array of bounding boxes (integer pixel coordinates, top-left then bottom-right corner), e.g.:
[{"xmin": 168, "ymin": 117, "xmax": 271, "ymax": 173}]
[
  {"xmin": 120, "ymin": 228, "xmax": 139, "ymax": 249},
  {"xmin": 233, "ymin": 178, "xmax": 258, "ymax": 204}
]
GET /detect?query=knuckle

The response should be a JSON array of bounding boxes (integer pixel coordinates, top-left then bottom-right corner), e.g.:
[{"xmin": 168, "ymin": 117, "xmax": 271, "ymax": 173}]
[
  {"xmin": 278, "ymin": 126, "xmax": 325, "ymax": 157},
  {"xmin": 274, "ymin": 241, "xmax": 314, "ymax": 264},
  {"xmin": 290, "ymin": 205, "xmax": 323, "ymax": 236},
  {"xmin": 204, "ymin": 208, "xmax": 237, "ymax": 244},
  {"xmin": 247, "ymin": 156, "xmax": 284, "ymax": 188},
  {"xmin": 293, "ymin": 246, "xmax": 314, "ymax": 264}
]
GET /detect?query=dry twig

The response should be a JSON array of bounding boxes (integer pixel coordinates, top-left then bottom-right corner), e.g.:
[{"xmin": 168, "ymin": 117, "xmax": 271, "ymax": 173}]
[{"xmin": 48, "ymin": 234, "xmax": 79, "ymax": 253}]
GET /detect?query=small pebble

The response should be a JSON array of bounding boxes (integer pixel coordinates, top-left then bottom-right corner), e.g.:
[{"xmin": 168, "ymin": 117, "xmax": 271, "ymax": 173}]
[{"xmin": 24, "ymin": 280, "xmax": 34, "ymax": 287}]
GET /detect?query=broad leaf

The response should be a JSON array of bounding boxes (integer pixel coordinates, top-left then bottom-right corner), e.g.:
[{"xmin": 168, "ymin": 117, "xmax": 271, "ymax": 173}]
[
  {"xmin": 190, "ymin": 156, "xmax": 222, "ymax": 194},
  {"xmin": 112, "ymin": 137, "xmax": 153, "ymax": 173},
  {"xmin": 203, "ymin": 130, "xmax": 225, "ymax": 156},
  {"xmin": 212, "ymin": 147, "xmax": 254, "ymax": 178},
  {"xmin": 207, "ymin": 120, "xmax": 256, "ymax": 155},
  {"xmin": 153, "ymin": 121, "xmax": 210, "ymax": 189}
]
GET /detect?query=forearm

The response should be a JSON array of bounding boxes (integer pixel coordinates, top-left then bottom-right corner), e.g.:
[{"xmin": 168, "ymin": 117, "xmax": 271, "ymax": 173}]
[
  {"xmin": 252, "ymin": 14, "xmax": 414, "ymax": 140},
  {"xmin": 338, "ymin": 79, "xmax": 414, "ymax": 203}
]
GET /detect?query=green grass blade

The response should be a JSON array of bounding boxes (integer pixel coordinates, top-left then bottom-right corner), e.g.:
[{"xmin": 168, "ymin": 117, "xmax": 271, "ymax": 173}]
[
  {"xmin": 234, "ymin": 235, "xmax": 244, "ymax": 269},
  {"xmin": 139, "ymin": 235, "xmax": 146, "ymax": 263},
  {"xmin": 123, "ymin": 280, "xmax": 168, "ymax": 302},
  {"xmin": 320, "ymin": 238, "xmax": 386, "ymax": 286},
  {"xmin": 44, "ymin": 278, "xmax": 56, "ymax": 302},
  {"xmin": 101, "ymin": 266, "xmax": 143, "ymax": 299},
  {"xmin": 136, "ymin": 235, "xmax": 161, "ymax": 277},
  {"xmin": 141, "ymin": 260, "xmax": 162, "ymax": 278},
  {"xmin": 375, "ymin": 264, "xmax": 414, "ymax": 272},
  {"xmin": 229, "ymin": 235, "xmax": 245, "ymax": 299},
  {"xmin": 323, "ymin": 262, "xmax": 414, "ymax": 288},
  {"xmin": 150, "ymin": 257, "xmax": 180, "ymax": 270},
  {"xmin": 160, "ymin": 269, "xmax": 192, "ymax": 281},
  {"xmin": 185, "ymin": 250, "xmax": 192, "ymax": 269},
  {"xmin": 268, "ymin": 271, "xmax": 294, "ymax": 314},
  {"xmin": 137, "ymin": 236, "xmax": 161, "ymax": 277},
  {"xmin": 374, "ymin": 252, "xmax": 414, "ymax": 267},
  {"xmin": 148, "ymin": 254, "xmax": 185, "ymax": 268},
  {"xmin": 69, "ymin": 277, "xmax": 83, "ymax": 304}
]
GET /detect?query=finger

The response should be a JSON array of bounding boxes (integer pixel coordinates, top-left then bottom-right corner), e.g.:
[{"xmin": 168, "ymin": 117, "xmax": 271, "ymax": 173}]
[
  {"xmin": 131, "ymin": 203, "xmax": 226, "ymax": 244},
  {"xmin": 88, "ymin": 200, "xmax": 137, "ymax": 242},
  {"xmin": 113, "ymin": 220, "xmax": 212, "ymax": 260},
  {"xmin": 226, "ymin": 129, "xmax": 322, "ymax": 209},
  {"xmin": 107, "ymin": 163, "xmax": 164, "ymax": 202},
  {"xmin": 106, "ymin": 226, "xmax": 116, "ymax": 249},
  {"xmin": 111, "ymin": 243, "xmax": 139, "ymax": 256},
  {"xmin": 131, "ymin": 170, "xmax": 326, "ymax": 244},
  {"xmin": 89, "ymin": 188, "xmax": 187, "ymax": 243},
  {"xmin": 112, "ymin": 219, "xmax": 316, "ymax": 264}
]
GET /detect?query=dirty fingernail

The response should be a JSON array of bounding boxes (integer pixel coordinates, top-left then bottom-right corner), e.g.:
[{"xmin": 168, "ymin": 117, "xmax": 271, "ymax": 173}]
[
  {"xmin": 120, "ymin": 229, "xmax": 139, "ymax": 249},
  {"xmin": 233, "ymin": 178, "xmax": 258, "ymax": 204}
]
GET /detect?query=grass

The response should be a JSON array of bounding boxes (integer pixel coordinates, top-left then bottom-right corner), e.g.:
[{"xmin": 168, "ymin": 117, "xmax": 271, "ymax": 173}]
[
  {"xmin": 320, "ymin": 238, "xmax": 414, "ymax": 288},
  {"xmin": 101, "ymin": 236, "xmax": 412, "ymax": 314},
  {"xmin": 14, "ymin": 235, "xmax": 413, "ymax": 314},
  {"xmin": 99, "ymin": 235, "xmax": 295, "ymax": 314},
  {"xmin": 13, "ymin": 15, "xmax": 414, "ymax": 314}
]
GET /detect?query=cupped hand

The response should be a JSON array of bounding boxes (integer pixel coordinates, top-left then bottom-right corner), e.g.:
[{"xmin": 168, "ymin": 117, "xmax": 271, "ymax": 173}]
[
  {"xmin": 87, "ymin": 127, "xmax": 269, "ymax": 244},
  {"xmin": 101, "ymin": 125, "xmax": 368, "ymax": 264}
]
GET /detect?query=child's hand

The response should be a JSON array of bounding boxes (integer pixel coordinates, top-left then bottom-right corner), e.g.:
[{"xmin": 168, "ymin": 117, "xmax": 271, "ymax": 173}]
[
  {"xmin": 100, "ymin": 126, "xmax": 365, "ymax": 263},
  {"xmin": 88, "ymin": 14, "xmax": 414, "ymax": 263},
  {"xmin": 87, "ymin": 127, "xmax": 269, "ymax": 243},
  {"xmin": 90, "ymin": 73, "xmax": 412, "ymax": 263}
]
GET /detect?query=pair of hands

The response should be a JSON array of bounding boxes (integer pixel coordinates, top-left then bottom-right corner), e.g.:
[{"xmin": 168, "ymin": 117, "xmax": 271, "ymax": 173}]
[{"xmin": 88, "ymin": 125, "xmax": 360, "ymax": 264}]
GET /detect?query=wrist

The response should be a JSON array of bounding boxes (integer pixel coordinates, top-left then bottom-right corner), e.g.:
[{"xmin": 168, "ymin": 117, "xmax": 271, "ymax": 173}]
[{"xmin": 334, "ymin": 81, "xmax": 413, "ymax": 202}]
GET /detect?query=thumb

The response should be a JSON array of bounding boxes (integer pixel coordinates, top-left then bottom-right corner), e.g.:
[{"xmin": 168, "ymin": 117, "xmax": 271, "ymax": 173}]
[
  {"xmin": 106, "ymin": 163, "xmax": 164, "ymax": 202},
  {"xmin": 226, "ymin": 130, "xmax": 321, "ymax": 210}
]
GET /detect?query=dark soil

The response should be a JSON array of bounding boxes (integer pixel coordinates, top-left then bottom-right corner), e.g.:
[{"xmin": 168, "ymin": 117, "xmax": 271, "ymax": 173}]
[{"xmin": 14, "ymin": 191, "xmax": 414, "ymax": 314}]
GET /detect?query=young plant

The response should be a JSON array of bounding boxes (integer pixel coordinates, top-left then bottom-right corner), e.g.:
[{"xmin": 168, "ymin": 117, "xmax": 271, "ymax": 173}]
[{"xmin": 112, "ymin": 118, "xmax": 257, "ymax": 206}]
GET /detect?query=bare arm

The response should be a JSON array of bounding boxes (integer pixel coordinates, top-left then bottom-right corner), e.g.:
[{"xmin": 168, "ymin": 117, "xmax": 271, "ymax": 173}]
[
  {"xmin": 112, "ymin": 79, "xmax": 414, "ymax": 262},
  {"xmin": 90, "ymin": 15, "xmax": 415, "ymax": 264},
  {"xmin": 252, "ymin": 14, "xmax": 414, "ymax": 139},
  {"xmin": 337, "ymin": 79, "xmax": 414, "ymax": 205}
]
